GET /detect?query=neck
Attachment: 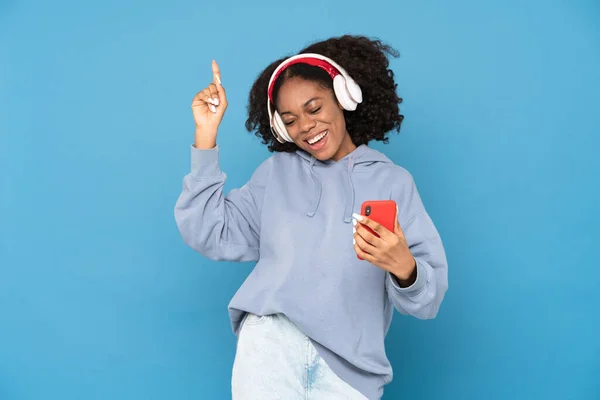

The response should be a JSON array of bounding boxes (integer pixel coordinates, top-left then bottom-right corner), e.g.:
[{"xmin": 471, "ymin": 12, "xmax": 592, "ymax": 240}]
[{"xmin": 331, "ymin": 132, "xmax": 357, "ymax": 161}]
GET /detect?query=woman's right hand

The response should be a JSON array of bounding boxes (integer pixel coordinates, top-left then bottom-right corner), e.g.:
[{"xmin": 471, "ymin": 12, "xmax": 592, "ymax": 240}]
[{"xmin": 191, "ymin": 60, "xmax": 227, "ymax": 149}]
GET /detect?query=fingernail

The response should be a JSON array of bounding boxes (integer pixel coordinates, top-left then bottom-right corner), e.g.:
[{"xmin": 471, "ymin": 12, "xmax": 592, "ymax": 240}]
[
  {"xmin": 213, "ymin": 97, "xmax": 219, "ymax": 105},
  {"xmin": 353, "ymin": 238, "xmax": 356, "ymax": 245},
  {"xmin": 207, "ymin": 98, "xmax": 216, "ymax": 105},
  {"xmin": 352, "ymin": 219, "xmax": 357, "ymax": 226},
  {"xmin": 353, "ymin": 227, "xmax": 356, "ymax": 234},
  {"xmin": 216, "ymin": 74, "xmax": 222, "ymax": 84},
  {"xmin": 209, "ymin": 104, "xmax": 217, "ymax": 113},
  {"xmin": 352, "ymin": 213, "xmax": 363, "ymax": 221}
]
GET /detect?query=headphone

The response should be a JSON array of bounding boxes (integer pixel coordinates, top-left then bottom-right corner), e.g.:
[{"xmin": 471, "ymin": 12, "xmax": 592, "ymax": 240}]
[{"xmin": 267, "ymin": 53, "xmax": 363, "ymax": 143}]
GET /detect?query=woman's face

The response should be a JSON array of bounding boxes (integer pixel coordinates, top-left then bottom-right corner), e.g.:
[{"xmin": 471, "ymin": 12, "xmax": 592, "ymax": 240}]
[{"xmin": 275, "ymin": 77, "xmax": 356, "ymax": 161}]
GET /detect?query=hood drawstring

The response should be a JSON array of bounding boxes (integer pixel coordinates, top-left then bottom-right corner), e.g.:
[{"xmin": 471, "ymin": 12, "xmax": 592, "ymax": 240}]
[
  {"xmin": 343, "ymin": 157, "xmax": 356, "ymax": 223},
  {"xmin": 306, "ymin": 157, "xmax": 322, "ymax": 218}
]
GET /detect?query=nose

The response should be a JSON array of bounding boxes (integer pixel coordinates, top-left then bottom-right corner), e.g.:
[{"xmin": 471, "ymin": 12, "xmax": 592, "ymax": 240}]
[{"xmin": 299, "ymin": 113, "xmax": 316, "ymax": 134}]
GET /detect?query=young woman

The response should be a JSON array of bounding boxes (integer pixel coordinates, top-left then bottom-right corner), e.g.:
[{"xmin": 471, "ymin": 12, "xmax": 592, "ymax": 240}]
[{"xmin": 175, "ymin": 35, "xmax": 448, "ymax": 400}]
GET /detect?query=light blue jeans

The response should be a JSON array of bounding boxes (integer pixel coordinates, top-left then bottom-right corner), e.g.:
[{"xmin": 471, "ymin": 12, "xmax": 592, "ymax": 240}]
[{"xmin": 232, "ymin": 313, "xmax": 367, "ymax": 399}]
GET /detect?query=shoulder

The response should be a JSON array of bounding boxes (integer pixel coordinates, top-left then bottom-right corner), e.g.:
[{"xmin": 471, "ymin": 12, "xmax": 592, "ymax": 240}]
[
  {"xmin": 271, "ymin": 150, "xmax": 301, "ymax": 164},
  {"xmin": 256, "ymin": 150, "xmax": 297, "ymax": 168},
  {"xmin": 360, "ymin": 147, "xmax": 421, "ymax": 203},
  {"xmin": 362, "ymin": 147, "xmax": 415, "ymax": 185},
  {"xmin": 383, "ymin": 164, "xmax": 425, "ymax": 217},
  {"xmin": 267, "ymin": 151, "xmax": 306, "ymax": 172},
  {"xmin": 384, "ymin": 163, "xmax": 414, "ymax": 184},
  {"xmin": 250, "ymin": 151, "xmax": 298, "ymax": 180}
]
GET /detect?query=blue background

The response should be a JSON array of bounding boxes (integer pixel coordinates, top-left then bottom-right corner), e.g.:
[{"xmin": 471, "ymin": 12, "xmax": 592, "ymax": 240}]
[{"xmin": 1, "ymin": 0, "xmax": 599, "ymax": 399}]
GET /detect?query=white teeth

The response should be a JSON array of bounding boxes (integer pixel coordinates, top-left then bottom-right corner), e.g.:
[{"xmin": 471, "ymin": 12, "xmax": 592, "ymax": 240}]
[{"xmin": 308, "ymin": 131, "xmax": 328, "ymax": 145}]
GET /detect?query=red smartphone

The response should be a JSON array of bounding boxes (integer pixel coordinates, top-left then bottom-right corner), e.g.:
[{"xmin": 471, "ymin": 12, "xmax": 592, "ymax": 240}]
[{"xmin": 357, "ymin": 200, "xmax": 397, "ymax": 260}]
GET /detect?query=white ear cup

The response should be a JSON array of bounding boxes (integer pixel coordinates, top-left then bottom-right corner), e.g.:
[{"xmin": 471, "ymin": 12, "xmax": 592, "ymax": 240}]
[
  {"xmin": 314, "ymin": 53, "xmax": 363, "ymax": 106},
  {"xmin": 333, "ymin": 75, "xmax": 358, "ymax": 111},
  {"xmin": 269, "ymin": 126, "xmax": 285, "ymax": 143},
  {"xmin": 346, "ymin": 79, "xmax": 363, "ymax": 103},
  {"xmin": 268, "ymin": 100, "xmax": 291, "ymax": 143},
  {"xmin": 273, "ymin": 111, "xmax": 293, "ymax": 142}
]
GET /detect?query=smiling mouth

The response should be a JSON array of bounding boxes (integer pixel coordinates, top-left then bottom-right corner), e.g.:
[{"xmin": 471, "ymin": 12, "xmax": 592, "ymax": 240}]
[{"xmin": 305, "ymin": 130, "xmax": 328, "ymax": 145}]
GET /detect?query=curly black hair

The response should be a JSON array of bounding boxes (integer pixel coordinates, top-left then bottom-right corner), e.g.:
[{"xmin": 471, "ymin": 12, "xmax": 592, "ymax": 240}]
[{"xmin": 245, "ymin": 35, "xmax": 404, "ymax": 153}]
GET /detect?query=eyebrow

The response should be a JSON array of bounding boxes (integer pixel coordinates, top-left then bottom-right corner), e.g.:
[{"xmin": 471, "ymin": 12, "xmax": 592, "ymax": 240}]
[{"xmin": 279, "ymin": 97, "xmax": 321, "ymax": 116}]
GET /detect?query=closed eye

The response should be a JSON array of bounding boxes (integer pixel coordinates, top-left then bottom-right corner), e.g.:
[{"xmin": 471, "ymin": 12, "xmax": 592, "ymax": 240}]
[{"xmin": 283, "ymin": 107, "xmax": 320, "ymax": 126}]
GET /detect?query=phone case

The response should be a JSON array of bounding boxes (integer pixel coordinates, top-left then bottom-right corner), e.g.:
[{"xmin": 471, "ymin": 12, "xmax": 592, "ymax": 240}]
[{"xmin": 357, "ymin": 200, "xmax": 397, "ymax": 260}]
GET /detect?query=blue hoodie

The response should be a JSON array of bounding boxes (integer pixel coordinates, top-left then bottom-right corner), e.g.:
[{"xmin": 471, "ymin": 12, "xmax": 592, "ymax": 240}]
[{"xmin": 174, "ymin": 143, "xmax": 448, "ymax": 399}]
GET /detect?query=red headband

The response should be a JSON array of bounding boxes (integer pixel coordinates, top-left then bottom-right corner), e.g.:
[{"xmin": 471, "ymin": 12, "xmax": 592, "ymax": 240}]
[{"xmin": 267, "ymin": 57, "xmax": 341, "ymax": 102}]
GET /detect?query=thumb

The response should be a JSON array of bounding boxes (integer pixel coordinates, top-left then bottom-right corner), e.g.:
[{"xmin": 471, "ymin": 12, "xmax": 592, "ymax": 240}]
[
  {"xmin": 394, "ymin": 219, "xmax": 406, "ymax": 241},
  {"xmin": 394, "ymin": 207, "xmax": 405, "ymax": 239}
]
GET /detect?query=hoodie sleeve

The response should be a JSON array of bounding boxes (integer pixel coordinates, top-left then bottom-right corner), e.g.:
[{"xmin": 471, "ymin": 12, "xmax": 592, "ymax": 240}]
[
  {"xmin": 174, "ymin": 145, "xmax": 270, "ymax": 262},
  {"xmin": 386, "ymin": 171, "xmax": 449, "ymax": 319}
]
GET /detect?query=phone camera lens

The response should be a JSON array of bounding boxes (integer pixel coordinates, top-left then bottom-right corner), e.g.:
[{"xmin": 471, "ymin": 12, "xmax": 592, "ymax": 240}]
[{"xmin": 365, "ymin": 206, "xmax": 371, "ymax": 216}]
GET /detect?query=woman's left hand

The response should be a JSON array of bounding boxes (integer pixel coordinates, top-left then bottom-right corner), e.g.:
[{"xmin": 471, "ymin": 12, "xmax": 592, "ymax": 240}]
[{"xmin": 352, "ymin": 213, "xmax": 417, "ymax": 286}]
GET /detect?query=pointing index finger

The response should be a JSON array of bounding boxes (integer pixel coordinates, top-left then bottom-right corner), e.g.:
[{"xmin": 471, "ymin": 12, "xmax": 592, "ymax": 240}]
[{"xmin": 212, "ymin": 60, "xmax": 222, "ymax": 87}]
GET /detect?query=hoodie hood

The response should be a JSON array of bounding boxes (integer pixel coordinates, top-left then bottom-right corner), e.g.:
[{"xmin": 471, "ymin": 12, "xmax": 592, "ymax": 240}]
[{"xmin": 295, "ymin": 144, "xmax": 394, "ymax": 223}]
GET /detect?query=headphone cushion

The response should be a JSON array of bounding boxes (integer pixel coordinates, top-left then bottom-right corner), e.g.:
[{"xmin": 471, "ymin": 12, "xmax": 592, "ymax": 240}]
[
  {"xmin": 346, "ymin": 79, "xmax": 363, "ymax": 103},
  {"xmin": 273, "ymin": 111, "xmax": 292, "ymax": 142},
  {"xmin": 333, "ymin": 75, "xmax": 357, "ymax": 111}
]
